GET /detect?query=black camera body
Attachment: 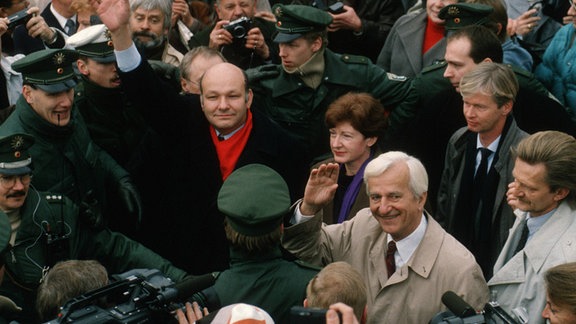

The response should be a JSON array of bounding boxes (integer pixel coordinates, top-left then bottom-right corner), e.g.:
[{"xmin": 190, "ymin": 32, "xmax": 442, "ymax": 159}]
[
  {"xmin": 44, "ymin": 269, "xmax": 216, "ymax": 324},
  {"xmin": 223, "ymin": 16, "xmax": 253, "ymax": 40},
  {"xmin": 7, "ymin": 9, "xmax": 32, "ymax": 30},
  {"xmin": 311, "ymin": 0, "xmax": 346, "ymax": 14}
]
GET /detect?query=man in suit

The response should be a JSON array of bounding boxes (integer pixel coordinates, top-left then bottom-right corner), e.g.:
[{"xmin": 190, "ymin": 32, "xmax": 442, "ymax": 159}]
[
  {"xmin": 13, "ymin": 0, "xmax": 76, "ymax": 54},
  {"xmin": 283, "ymin": 152, "xmax": 489, "ymax": 323},
  {"xmin": 94, "ymin": 0, "xmax": 308, "ymax": 275},
  {"xmin": 436, "ymin": 62, "xmax": 528, "ymax": 278},
  {"xmin": 488, "ymin": 131, "xmax": 576, "ymax": 323}
]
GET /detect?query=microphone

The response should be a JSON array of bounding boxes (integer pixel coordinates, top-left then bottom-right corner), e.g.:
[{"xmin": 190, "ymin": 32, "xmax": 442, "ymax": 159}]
[
  {"xmin": 442, "ymin": 291, "xmax": 477, "ymax": 318},
  {"xmin": 155, "ymin": 273, "xmax": 217, "ymax": 303}
]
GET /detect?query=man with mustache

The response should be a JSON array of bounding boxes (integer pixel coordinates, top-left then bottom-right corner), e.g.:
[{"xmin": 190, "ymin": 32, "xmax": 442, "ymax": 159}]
[
  {"xmin": 129, "ymin": 0, "xmax": 182, "ymax": 66},
  {"xmin": 0, "ymin": 48, "xmax": 142, "ymax": 238},
  {"xmin": 67, "ymin": 24, "xmax": 161, "ymax": 237},
  {"xmin": 0, "ymin": 133, "xmax": 188, "ymax": 323},
  {"xmin": 436, "ymin": 62, "xmax": 528, "ymax": 279}
]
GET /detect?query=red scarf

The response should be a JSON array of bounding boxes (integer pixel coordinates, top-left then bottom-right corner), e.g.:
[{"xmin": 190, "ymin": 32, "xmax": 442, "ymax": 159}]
[
  {"xmin": 422, "ymin": 18, "xmax": 445, "ymax": 54},
  {"xmin": 210, "ymin": 110, "xmax": 253, "ymax": 180}
]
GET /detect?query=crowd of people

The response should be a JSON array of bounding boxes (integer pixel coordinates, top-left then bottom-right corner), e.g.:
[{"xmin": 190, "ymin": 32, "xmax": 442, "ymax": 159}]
[{"xmin": 0, "ymin": 0, "xmax": 575, "ymax": 323}]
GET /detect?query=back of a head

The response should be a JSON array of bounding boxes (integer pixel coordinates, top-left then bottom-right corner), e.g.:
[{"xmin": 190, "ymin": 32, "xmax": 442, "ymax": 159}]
[
  {"xmin": 466, "ymin": 0, "xmax": 508, "ymax": 42},
  {"xmin": 179, "ymin": 46, "xmax": 226, "ymax": 80},
  {"xmin": 514, "ymin": 131, "xmax": 576, "ymax": 205},
  {"xmin": 306, "ymin": 261, "xmax": 367, "ymax": 320},
  {"xmin": 36, "ymin": 260, "xmax": 108, "ymax": 322},
  {"xmin": 545, "ymin": 262, "xmax": 576, "ymax": 316}
]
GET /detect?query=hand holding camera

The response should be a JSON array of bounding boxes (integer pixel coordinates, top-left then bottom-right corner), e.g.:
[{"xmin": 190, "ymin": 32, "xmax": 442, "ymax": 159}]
[{"xmin": 210, "ymin": 17, "xmax": 269, "ymax": 59}]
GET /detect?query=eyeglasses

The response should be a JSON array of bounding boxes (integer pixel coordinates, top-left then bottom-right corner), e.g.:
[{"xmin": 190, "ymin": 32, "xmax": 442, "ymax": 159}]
[
  {"xmin": 569, "ymin": 0, "xmax": 576, "ymax": 11},
  {"xmin": 0, "ymin": 174, "xmax": 32, "ymax": 189}
]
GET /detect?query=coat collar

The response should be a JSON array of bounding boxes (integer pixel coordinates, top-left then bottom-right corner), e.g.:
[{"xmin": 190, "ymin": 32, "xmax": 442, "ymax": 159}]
[
  {"xmin": 489, "ymin": 201, "xmax": 576, "ymax": 285},
  {"xmin": 270, "ymin": 49, "xmax": 366, "ymax": 97},
  {"xmin": 384, "ymin": 212, "xmax": 445, "ymax": 286}
]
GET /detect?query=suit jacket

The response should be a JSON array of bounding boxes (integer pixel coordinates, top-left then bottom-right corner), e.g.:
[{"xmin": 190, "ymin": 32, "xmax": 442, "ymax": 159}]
[
  {"xmin": 376, "ymin": 10, "xmax": 446, "ymax": 77},
  {"xmin": 283, "ymin": 209, "xmax": 489, "ymax": 324},
  {"xmin": 118, "ymin": 59, "xmax": 308, "ymax": 274},
  {"xmin": 13, "ymin": 5, "xmax": 67, "ymax": 54},
  {"xmin": 437, "ymin": 118, "xmax": 528, "ymax": 275},
  {"xmin": 488, "ymin": 201, "xmax": 576, "ymax": 323}
]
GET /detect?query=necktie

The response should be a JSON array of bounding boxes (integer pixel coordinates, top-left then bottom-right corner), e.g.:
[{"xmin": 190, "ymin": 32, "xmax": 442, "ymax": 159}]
[
  {"xmin": 385, "ymin": 241, "xmax": 397, "ymax": 277},
  {"xmin": 65, "ymin": 19, "xmax": 76, "ymax": 35},
  {"xmin": 217, "ymin": 134, "xmax": 225, "ymax": 141},
  {"xmin": 475, "ymin": 148, "xmax": 492, "ymax": 184},
  {"xmin": 514, "ymin": 220, "xmax": 530, "ymax": 255}
]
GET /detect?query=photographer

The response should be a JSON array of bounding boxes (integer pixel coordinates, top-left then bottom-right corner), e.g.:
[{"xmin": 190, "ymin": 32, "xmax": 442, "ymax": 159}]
[{"xmin": 188, "ymin": 0, "xmax": 279, "ymax": 70}]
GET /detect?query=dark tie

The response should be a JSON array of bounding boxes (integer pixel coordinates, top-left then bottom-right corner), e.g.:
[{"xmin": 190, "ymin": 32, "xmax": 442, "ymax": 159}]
[
  {"xmin": 217, "ymin": 134, "xmax": 225, "ymax": 141},
  {"xmin": 514, "ymin": 220, "xmax": 530, "ymax": 255},
  {"xmin": 65, "ymin": 19, "xmax": 76, "ymax": 35},
  {"xmin": 474, "ymin": 148, "xmax": 492, "ymax": 185},
  {"xmin": 385, "ymin": 241, "xmax": 397, "ymax": 277}
]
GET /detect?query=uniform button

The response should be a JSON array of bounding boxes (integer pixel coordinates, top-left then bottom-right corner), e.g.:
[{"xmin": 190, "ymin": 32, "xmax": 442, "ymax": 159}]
[
  {"xmin": 324, "ymin": 77, "xmax": 328, "ymax": 80},
  {"xmin": 297, "ymin": 83, "xmax": 302, "ymax": 86}
]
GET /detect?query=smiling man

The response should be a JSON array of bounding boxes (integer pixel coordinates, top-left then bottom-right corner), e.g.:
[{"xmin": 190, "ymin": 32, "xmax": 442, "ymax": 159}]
[
  {"xmin": 0, "ymin": 48, "xmax": 142, "ymax": 237},
  {"xmin": 283, "ymin": 151, "xmax": 489, "ymax": 323}
]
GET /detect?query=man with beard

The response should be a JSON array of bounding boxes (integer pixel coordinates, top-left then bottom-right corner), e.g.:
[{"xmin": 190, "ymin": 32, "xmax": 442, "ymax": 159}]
[
  {"xmin": 129, "ymin": 0, "xmax": 182, "ymax": 66},
  {"xmin": 67, "ymin": 24, "xmax": 162, "ymax": 238}
]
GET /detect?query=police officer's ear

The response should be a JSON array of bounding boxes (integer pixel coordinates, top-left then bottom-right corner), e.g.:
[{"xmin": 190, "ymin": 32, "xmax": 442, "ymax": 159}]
[
  {"xmin": 77, "ymin": 59, "xmax": 90, "ymax": 76},
  {"xmin": 22, "ymin": 85, "xmax": 35, "ymax": 105},
  {"xmin": 311, "ymin": 36, "xmax": 322, "ymax": 53}
]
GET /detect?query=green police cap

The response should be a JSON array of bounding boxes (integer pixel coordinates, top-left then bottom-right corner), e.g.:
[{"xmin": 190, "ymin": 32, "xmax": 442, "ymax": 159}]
[
  {"xmin": 12, "ymin": 49, "xmax": 78, "ymax": 94},
  {"xmin": 67, "ymin": 24, "xmax": 116, "ymax": 63},
  {"xmin": 439, "ymin": 3, "xmax": 494, "ymax": 31},
  {"xmin": 272, "ymin": 4, "xmax": 332, "ymax": 43},
  {"xmin": 218, "ymin": 164, "xmax": 290, "ymax": 236},
  {"xmin": 0, "ymin": 134, "xmax": 34, "ymax": 176},
  {"xmin": 0, "ymin": 212, "xmax": 9, "ymax": 255}
]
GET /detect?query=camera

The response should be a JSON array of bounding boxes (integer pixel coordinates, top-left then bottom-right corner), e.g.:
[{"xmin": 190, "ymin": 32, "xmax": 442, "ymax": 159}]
[
  {"xmin": 290, "ymin": 306, "xmax": 342, "ymax": 324},
  {"xmin": 311, "ymin": 0, "xmax": 346, "ymax": 14},
  {"xmin": 7, "ymin": 9, "xmax": 32, "ymax": 30},
  {"xmin": 44, "ymin": 269, "xmax": 216, "ymax": 323},
  {"xmin": 223, "ymin": 16, "xmax": 253, "ymax": 39}
]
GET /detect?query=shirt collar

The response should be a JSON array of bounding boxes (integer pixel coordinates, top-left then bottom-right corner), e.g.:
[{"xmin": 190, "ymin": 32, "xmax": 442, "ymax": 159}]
[
  {"xmin": 50, "ymin": 4, "xmax": 76, "ymax": 30},
  {"xmin": 476, "ymin": 134, "xmax": 501, "ymax": 152},
  {"xmin": 526, "ymin": 208, "xmax": 556, "ymax": 239},
  {"xmin": 388, "ymin": 213, "xmax": 428, "ymax": 268},
  {"xmin": 215, "ymin": 123, "xmax": 246, "ymax": 141}
]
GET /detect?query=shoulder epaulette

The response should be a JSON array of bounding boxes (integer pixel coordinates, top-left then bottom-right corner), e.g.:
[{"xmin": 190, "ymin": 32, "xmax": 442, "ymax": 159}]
[
  {"xmin": 421, "ymin": 60, "xmax": 447, "ymax": 73},
  {"xmin": 340, "ymin": 54, "xmax": 370, "ymax": 65}
]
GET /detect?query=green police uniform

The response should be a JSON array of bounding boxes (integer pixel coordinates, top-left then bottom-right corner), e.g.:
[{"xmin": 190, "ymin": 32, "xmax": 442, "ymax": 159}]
[
  {"xmin": 248, "ymin": 5, "xmax": 415, "ymax": 162},
  {"xmin": 0, "ymin": 134, "xmax": 186, "ymax": 323},
  {"xmin": 0, "ymin": 49, "xmax": 141, "ymax": 233},
  {"xmin": 194, "ymin": 164, "xmax": 319, "ymax": 324}
]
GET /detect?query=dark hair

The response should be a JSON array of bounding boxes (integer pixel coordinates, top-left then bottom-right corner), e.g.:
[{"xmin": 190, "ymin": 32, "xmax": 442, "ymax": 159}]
[
  {"xmin": 325, "ymin": 92, "xmax": 388, "ymax": 138},
  {"xmin": 467, "ymin": 0, "xmax": 508, "ymax": 42},
  {"xmin": 224, "ymin": 219, "xmax": 282, "ymax": 254},
  {"xmin": 447, "ymin": 25, "xmax": 503, "ymax": 63}
]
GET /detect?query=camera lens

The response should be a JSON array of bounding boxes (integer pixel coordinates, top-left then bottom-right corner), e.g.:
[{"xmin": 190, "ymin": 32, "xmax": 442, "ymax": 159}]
[{"xmin": 232, "ymin": 25, "xmax": 247, "ymax": 39}]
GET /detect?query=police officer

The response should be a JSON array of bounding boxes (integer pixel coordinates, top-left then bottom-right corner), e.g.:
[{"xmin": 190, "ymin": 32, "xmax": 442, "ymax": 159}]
[
  {"xmin": 0, "ymin": 133, "xmax": 187, "ymax": 323},
  {"xmin": 67, "ymin": 24, "xmax": 164, "ymax": 236},
  {"xmin": 0, "ymin": 48, "xmax": 142, "ymax": 236},
  {"xmin": 248, "ymin": 4, "xmax": 415, "ymax": 163},
  {"xmin": 191, "ymin": 164, "xmax": 318, "ymax": 324}
]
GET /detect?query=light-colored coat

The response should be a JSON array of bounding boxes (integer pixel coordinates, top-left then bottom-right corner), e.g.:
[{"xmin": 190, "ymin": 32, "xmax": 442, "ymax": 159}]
[
  {"xmin": 283, "ymin": 208, "xmax": 489, "ymax": 324},
  {"xmin": 488, "ymin": 201, "xmax": 576, "ymax": 323},
  {"xmin": 376, "ymin": 10, "xmax": 447, "ymax": 77}
]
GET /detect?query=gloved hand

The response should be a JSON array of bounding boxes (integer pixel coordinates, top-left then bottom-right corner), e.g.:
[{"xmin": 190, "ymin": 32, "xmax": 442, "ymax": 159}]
[
  {"xmin": 245, "ymin": 64, "xmax": 279, "ymax": 83},
  {"xmin": 80, "ymin": 189, "xmax": 104, "ymax": 229},
  {"xmin": 117, "ymin": 177, "xmax": 143, "ymax": 226}
]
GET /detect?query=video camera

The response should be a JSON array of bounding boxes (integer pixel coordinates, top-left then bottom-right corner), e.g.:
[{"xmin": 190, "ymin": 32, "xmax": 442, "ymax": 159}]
[
  {"xmin": 224, "ymin": 17, "xmax": 253, "ymax": 40},
  {"xmin": 430, "ymin": 291, "xmax": 529, "ymax": 324},
  {"xmin": 44, "ymin": 269, "xmax": 216, "ymax": 324},
  {"xmin": 311, "ymin": 0, "xmax": 345, "ymax": 14}
]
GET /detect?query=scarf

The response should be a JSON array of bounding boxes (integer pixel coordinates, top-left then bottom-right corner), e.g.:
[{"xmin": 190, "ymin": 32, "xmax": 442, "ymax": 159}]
[
  {"xmin": 283, "ymin": 48, "xmax": 326, "ymax": 89},
  {"xmin": 210, "ymin": 109, "xmax": 253, "ymax": 180},
  {"xmin": 337, "ymin": 150, "xmax": 374, "ymax": 223},
  {"xmin": 423, "ymin": 18, "xmax": 445, "ymax": 54}
]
